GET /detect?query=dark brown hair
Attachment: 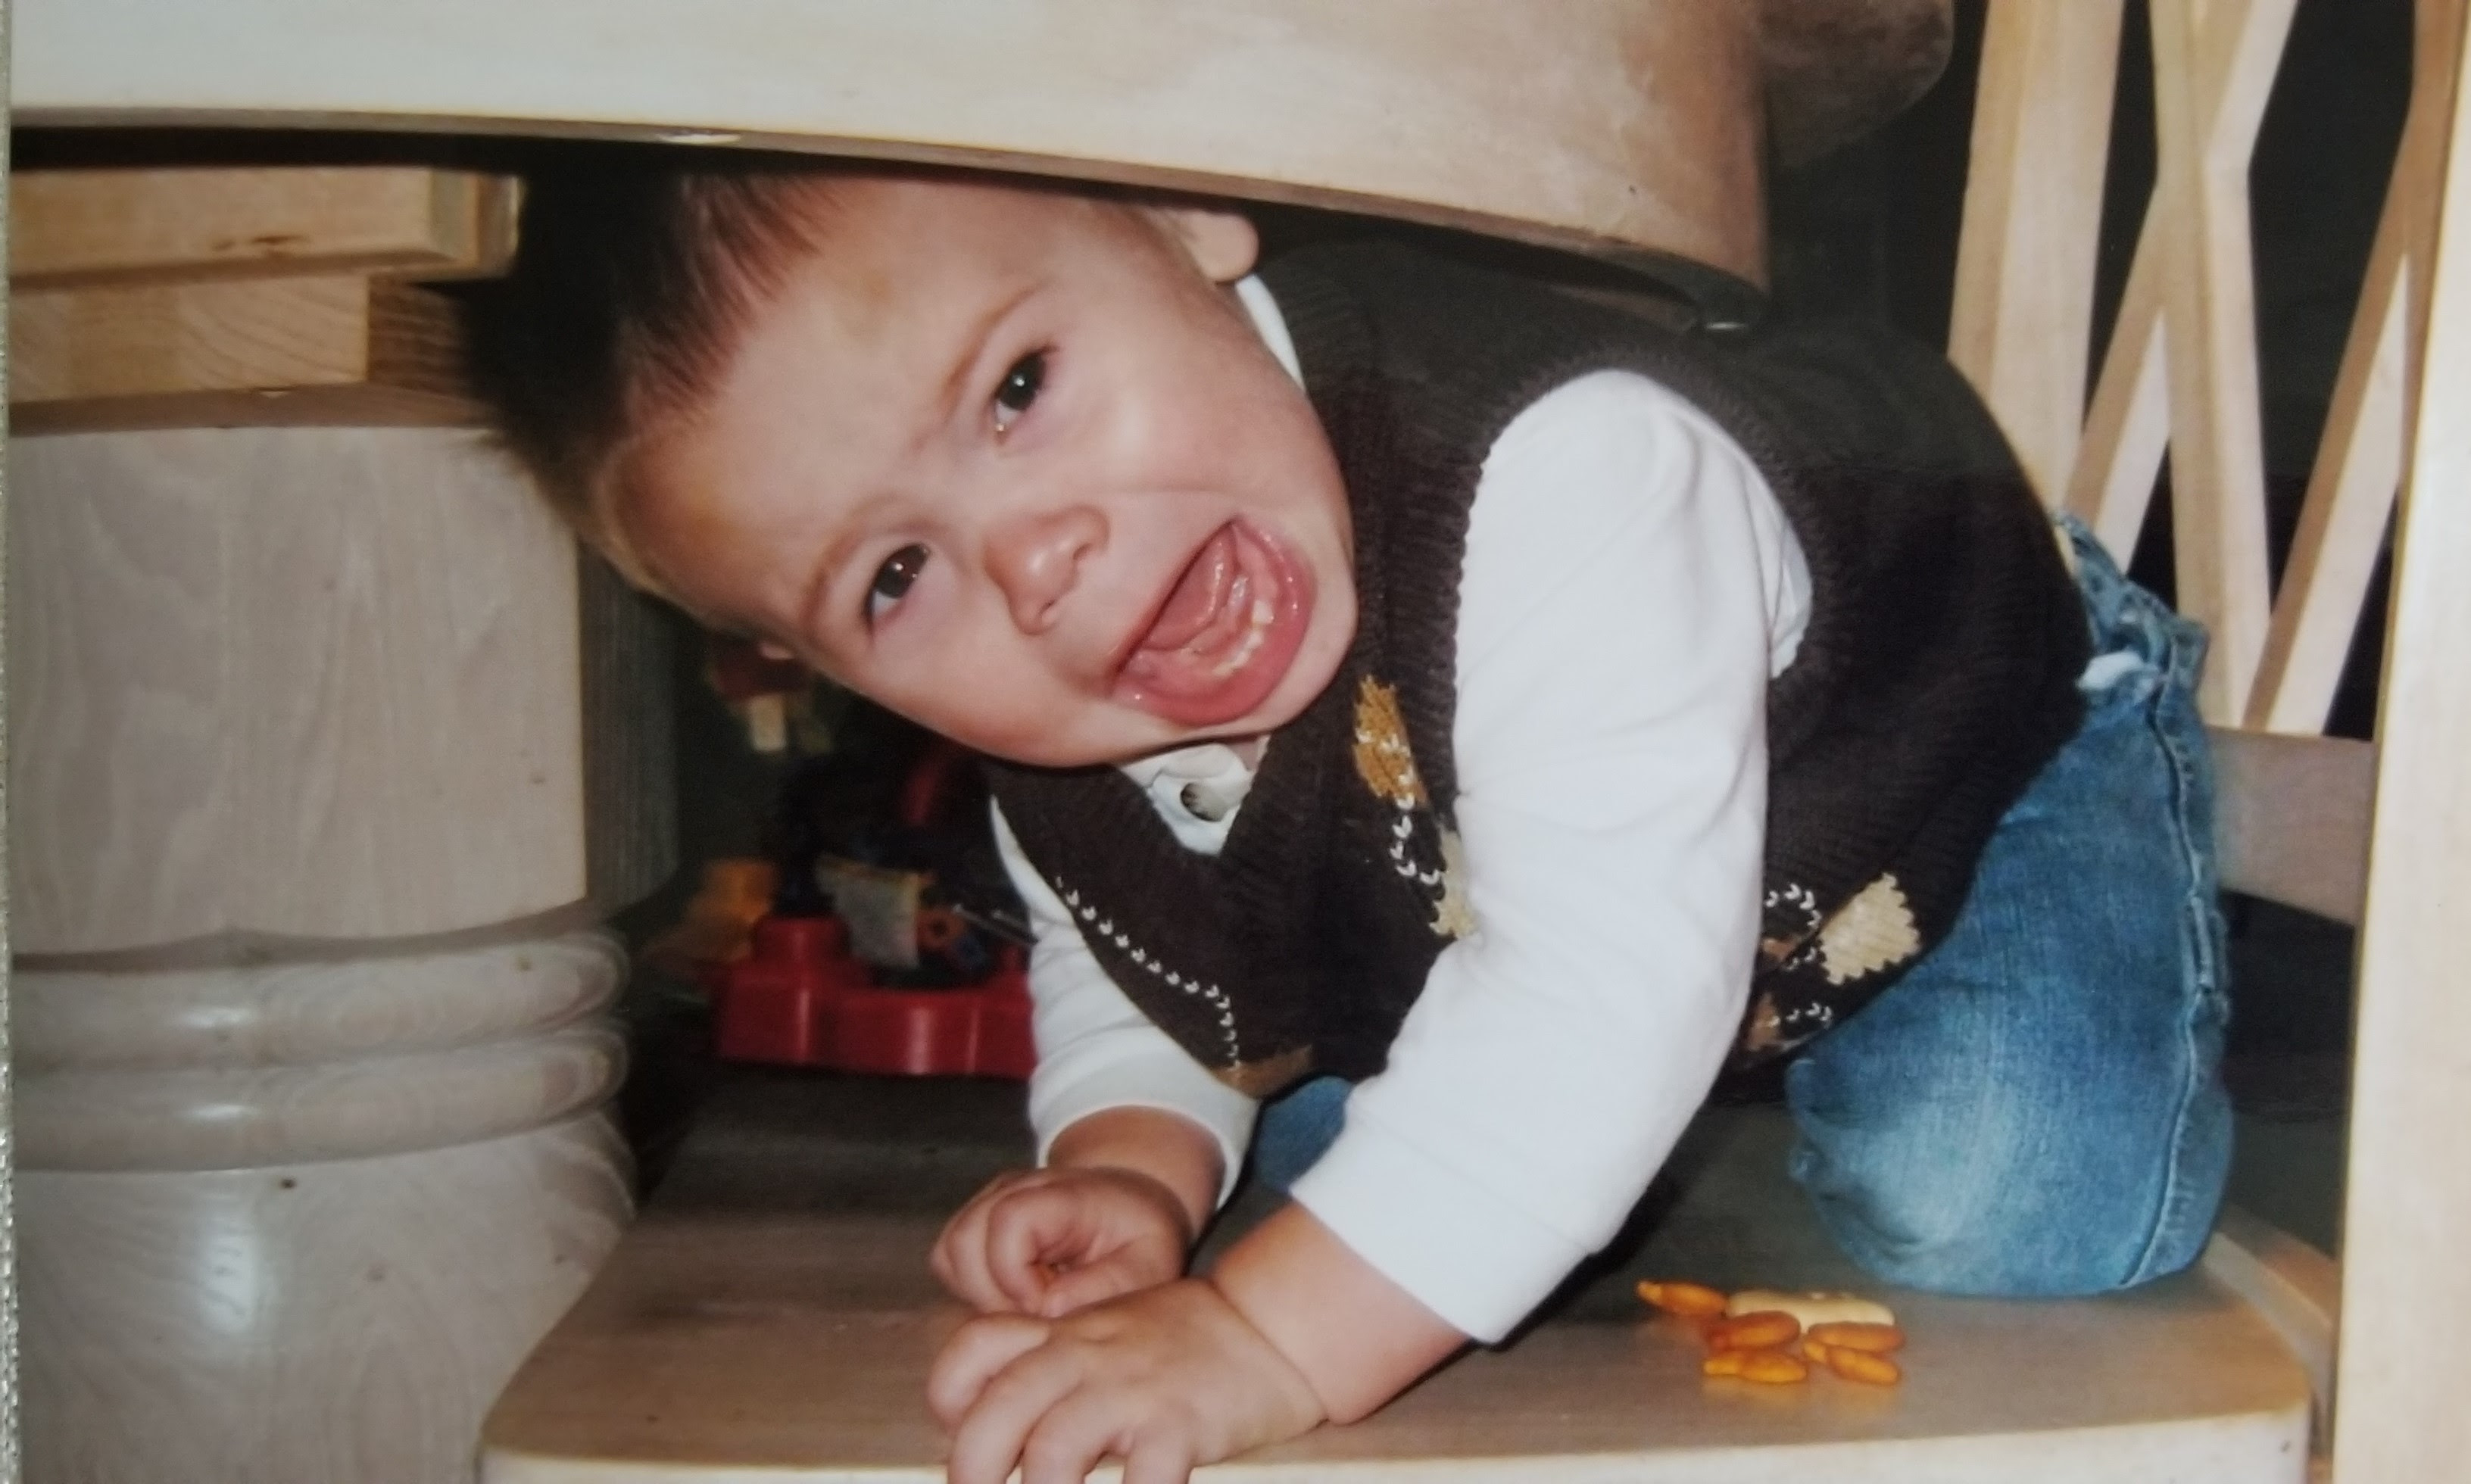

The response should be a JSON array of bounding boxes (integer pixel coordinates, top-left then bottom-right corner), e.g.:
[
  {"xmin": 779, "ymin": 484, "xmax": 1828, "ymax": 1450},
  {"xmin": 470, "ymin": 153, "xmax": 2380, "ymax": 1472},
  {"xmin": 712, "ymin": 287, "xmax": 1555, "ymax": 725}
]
[{"xmin": 461, "ymin": 150, "xmax": 847, "ymax": 591}]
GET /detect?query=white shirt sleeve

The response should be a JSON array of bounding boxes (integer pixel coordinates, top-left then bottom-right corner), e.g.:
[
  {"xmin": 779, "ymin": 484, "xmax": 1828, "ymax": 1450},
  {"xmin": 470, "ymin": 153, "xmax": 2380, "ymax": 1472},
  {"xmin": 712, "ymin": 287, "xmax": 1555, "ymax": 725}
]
[
  {"xmin": 1287, "ymin": 369, "xmax": 1802, "ymax": 1342},
  {"xmin": 994, "ymin": 804, "xmax": 1259, "ymax": 1204}
]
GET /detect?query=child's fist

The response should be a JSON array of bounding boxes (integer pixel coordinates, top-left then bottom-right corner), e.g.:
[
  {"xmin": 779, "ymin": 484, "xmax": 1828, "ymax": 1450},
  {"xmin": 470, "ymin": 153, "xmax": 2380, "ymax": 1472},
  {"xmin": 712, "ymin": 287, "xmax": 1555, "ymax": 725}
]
[
  {"xmin": 927, "ymin": 1278, "xmax": 1325, "ymax": 1484},
  {"xmin": 931, "ymin": 1166, "xmax": 1196, "ymax": 1318}
]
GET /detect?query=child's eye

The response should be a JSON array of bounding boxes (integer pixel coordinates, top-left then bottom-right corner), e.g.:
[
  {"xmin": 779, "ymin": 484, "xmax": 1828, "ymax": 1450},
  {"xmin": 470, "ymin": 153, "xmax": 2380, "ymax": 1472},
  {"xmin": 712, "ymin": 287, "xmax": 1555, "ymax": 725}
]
[
  {"xmin": 991, "ymin": 351, "xmax": 1046, "ymax": 435},
  {"xmin": 865, "ymin": 544, "xmax": 929, "ymax": 625}
]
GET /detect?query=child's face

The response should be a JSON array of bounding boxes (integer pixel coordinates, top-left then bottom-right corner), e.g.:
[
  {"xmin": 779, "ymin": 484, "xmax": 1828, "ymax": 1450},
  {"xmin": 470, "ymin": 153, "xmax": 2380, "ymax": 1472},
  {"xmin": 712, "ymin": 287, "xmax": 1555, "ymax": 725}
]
[{"xmin": 633, "ymin": 176, "xmax": 1356, "ymax": 767}]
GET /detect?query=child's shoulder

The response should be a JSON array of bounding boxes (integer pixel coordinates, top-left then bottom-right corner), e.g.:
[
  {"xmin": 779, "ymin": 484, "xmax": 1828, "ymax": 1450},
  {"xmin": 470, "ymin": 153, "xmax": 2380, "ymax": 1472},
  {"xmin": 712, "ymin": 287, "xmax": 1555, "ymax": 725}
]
[
  {"xmin": 1261, "ymin": 236, "xmax": 2014, "ymax": 489},
  {"xmin": 1264, "ymin": 237, "xmax": 1671, "ymax": 340},
  {"xmin": 1257, "ymin": 238, "xmax": 1704, "ymax": 421}
]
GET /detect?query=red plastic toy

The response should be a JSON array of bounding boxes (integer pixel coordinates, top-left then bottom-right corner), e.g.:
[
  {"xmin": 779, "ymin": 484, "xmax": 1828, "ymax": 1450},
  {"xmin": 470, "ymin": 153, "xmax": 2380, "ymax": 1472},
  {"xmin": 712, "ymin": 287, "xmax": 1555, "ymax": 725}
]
[{"xmin": 702, "ymin": 914, "xmax": 1034, "ymax": 1078}]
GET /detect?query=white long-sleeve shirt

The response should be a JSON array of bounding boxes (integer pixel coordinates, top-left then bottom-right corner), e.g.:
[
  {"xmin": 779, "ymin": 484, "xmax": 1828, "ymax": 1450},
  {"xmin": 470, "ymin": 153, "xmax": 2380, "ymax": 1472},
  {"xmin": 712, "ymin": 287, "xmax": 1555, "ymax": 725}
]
[{"xmin": 994, "ymin": 276, "xmax": 1811, "ymax": 1342}]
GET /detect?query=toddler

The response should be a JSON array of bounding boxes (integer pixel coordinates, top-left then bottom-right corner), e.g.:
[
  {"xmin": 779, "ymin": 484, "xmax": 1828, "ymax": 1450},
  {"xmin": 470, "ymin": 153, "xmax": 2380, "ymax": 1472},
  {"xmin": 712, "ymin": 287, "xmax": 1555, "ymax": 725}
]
[{"xmin": 470, "ymin": 157, "xmax": 2231, "ymax": 1484}]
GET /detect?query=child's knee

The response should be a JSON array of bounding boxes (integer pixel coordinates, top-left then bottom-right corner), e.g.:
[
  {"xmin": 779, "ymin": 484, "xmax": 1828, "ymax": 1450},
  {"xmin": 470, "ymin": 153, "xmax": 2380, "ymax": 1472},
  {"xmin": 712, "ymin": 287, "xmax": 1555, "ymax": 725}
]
[
  {"xmin": 1786, "ymin": 1053, "xmax": 2233, "ymax": 1296},
  {"xmin": 1250, "ymin": 1075, "xmax": 1352, "ymax": 1194}
]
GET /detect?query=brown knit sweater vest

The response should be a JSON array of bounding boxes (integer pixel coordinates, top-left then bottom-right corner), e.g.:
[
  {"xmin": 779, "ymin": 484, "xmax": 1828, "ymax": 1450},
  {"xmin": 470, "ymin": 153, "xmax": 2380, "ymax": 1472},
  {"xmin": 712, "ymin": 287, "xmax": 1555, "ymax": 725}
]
[{"xmin": 988, "ymin": 243, "xmax": 2088, "ymax": 1095}]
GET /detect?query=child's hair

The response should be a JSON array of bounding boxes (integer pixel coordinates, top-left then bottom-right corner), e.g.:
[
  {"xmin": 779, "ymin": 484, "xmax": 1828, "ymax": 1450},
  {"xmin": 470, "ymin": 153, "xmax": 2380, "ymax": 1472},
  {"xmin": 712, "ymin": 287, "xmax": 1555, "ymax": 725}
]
[{"xmin": 461, "ymin": 151, "xmax": 849, "ymax": 594}]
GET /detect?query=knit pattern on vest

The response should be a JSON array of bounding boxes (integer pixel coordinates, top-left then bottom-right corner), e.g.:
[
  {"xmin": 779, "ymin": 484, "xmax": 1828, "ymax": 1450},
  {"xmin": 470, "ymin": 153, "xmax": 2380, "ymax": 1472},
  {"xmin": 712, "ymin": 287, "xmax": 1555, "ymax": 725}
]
[{"xmin": 988, "ymin": 243, "xmax": 2089, "ymax": 1095}]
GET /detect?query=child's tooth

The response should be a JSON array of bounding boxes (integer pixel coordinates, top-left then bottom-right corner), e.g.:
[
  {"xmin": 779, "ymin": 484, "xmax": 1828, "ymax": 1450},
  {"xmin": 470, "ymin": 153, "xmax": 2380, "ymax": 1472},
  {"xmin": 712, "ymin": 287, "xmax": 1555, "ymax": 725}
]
[
  {"xmin": 1203, "ymin": 592, "xmax": 1278, "ymax": 678},
  {"xmin": 1210, "ymin": 614, "xmax": 1268, "ymax": 677}
]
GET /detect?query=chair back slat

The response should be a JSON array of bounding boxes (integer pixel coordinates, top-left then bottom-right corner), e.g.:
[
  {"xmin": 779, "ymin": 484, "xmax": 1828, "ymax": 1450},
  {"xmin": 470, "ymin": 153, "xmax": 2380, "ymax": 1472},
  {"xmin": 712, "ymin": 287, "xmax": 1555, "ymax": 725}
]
[
  {"xmin": 2248, "ymin": 0, "xmax": 2468, "ymax": 731},
  {"xmin": 1949, "ymin": 0, "xmax": 2461, "ymax": 920}
]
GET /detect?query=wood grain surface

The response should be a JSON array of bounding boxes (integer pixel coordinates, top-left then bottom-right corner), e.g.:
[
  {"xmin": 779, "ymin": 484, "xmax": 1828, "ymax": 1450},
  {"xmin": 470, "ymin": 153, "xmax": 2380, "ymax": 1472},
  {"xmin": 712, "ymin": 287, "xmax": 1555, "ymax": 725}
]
[
  {"xmin": 13, "ymin": 0, "xmax": 1771, "ymax": 311},
  {"xmin": 23, "ymin": 1111, "xmax": 630, "ymax": 1484},
  {"xmin": 14, "ymin": 928, "xmax": 629, "ymax": 1171},
  {"xmin": 1947, "ymin": 0, "xmax": 2123, "ymax": 507},
  {"xmin": 2246, "ymin": 0, "xmax": 2466, "ymax": 734},
  {"xmin": 5, "ymin": 427, "xmax": 642, "ymax": 949},
  {"xmin": 2331, "ymin": 5, "xmax": 2471, "ymax": 1479},
  {"xmin": 11, "ymin": 167, "xmax": 519, "ymax": 288},
  {"xmin": 2147, "ymin": 0, "xmax": 2292, "ymax": 725},
  {"xmin": 483, "ymin": 1087, "xmax": 2310, "ymax": 1482},
  {"xmin": 9, "ymin": 273, "xmax": 478, "ymax": 432},
  {"xmin": 2207, "ymin": 730, "xmax": 2375, "ymax": 924}
]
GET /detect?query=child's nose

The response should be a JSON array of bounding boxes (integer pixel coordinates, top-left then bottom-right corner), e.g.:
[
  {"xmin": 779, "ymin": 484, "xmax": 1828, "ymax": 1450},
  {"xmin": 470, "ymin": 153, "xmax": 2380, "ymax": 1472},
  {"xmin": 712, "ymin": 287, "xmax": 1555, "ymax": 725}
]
[{"xmin": 983, "ymin": 506, "xmax": 1107, "ymax": 634}]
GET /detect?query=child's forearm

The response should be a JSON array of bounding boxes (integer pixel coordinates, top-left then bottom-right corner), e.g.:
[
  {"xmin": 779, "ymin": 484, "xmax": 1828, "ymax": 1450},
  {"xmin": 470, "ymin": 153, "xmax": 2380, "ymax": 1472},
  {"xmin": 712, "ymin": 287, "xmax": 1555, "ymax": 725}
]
[
  {"xmin": 1046, "ymin": 1105, "xmax": 1225, "ymax": 1240},
  {"xmin": 1208, "ymin": 1202, "xmax": 1468, "ymax": 1423}
]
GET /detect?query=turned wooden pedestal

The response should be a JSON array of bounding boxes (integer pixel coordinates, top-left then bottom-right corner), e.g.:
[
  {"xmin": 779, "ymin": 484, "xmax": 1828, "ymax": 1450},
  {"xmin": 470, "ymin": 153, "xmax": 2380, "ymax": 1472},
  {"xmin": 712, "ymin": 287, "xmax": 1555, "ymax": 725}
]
[{"xmin": 8, "ymin": 426, "xmax": 673, "ymax": 1482}]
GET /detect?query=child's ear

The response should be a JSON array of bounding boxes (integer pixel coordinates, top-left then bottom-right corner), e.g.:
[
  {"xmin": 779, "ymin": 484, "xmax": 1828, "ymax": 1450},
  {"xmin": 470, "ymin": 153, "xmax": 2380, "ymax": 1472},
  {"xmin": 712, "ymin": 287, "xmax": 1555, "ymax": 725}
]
[{"xmin": 1150, "ymin": 206, "xmax": 1260, "ymax": 284}]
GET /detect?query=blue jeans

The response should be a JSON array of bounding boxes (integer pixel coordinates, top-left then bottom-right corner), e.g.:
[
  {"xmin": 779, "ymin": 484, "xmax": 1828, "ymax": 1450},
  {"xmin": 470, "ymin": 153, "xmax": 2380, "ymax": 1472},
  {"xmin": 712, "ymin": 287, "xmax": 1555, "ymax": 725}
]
[{"xmin": 1253, "ymin": 520, "xmax": 2233, "ymax": 1297}]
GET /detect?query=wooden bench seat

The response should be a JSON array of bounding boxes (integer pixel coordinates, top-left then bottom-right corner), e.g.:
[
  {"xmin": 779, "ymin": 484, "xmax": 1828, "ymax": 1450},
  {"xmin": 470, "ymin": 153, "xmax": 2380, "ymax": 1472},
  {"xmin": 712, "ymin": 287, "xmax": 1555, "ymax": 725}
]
[{"xmin": 479, "ymin": 1073, "xmax": 2315, "ymax": 1483}]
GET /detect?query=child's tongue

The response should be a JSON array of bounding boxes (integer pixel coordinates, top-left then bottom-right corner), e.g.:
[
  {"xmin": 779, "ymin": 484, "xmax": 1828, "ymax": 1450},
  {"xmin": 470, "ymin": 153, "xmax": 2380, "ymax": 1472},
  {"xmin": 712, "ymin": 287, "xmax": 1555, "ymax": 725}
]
[
  {"xmin": 1138, "ymin": 525, "xmax": 1239, "ymax": 655},
  {"xmin": 1119, "ymin": 522, "xmax": 1303, "ymax": 726}
]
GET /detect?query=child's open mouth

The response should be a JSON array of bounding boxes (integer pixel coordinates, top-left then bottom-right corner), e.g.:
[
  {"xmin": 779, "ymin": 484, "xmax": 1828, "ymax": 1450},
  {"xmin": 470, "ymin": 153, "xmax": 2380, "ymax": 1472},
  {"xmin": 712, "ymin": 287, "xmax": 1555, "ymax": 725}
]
[{"xmin": 1115, "ymin": 519, "xmax": 1312, "ymax": 728}]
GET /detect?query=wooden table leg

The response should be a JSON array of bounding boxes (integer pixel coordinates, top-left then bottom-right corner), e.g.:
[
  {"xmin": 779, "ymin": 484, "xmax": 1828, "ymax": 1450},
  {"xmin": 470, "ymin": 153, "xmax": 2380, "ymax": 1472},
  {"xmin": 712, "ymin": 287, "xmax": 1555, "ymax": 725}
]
[{"xmin": 8, "ymin": 425, "xmax": 670, "ymax": 1482}]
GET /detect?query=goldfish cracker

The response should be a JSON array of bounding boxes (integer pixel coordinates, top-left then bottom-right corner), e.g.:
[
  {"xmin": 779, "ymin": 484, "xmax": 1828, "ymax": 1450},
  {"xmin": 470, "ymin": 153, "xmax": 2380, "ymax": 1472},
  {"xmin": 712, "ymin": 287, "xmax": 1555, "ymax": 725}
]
[
  {"xmin": 1734, "ymin": 1350, "xmax": 1810, "ymax": 1385},
  {"xmin": 1724, "ymin": 1289, "xmax": 1898, "ymax": 1330},
  {"xmin": 1822, "ymin": 1346, "xmax": 1904, "ymax": 1386},
  {"xmin": 1806, "ymin": 1320, "xmax": 1905, "ymax": 1355},
  {"xmin": 1707, "ymin": 1311, "xmax": 1802, "ymax": 1353},
  {"xmin": 1636, "ymin": 1280, "xmax": 1731, "ymax": 1317},
  {"xmin": 1646, "ymin": 1280, "xmax": 1910, "ymax": 1391}
]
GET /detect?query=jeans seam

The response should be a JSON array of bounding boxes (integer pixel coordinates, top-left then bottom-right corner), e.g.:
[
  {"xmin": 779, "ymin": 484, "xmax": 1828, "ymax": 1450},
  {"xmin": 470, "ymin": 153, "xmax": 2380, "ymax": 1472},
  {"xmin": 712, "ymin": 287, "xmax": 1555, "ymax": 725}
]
[{"xmin": 2121, "ymin": 613, "xmax": 2226, "ymax": 1286}]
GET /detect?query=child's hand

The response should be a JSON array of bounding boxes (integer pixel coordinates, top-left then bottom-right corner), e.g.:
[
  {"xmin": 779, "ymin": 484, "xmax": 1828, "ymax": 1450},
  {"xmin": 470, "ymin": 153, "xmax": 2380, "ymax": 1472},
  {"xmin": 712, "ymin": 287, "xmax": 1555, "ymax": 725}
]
[
  {"xmin": 931, "ymin": 1166, "xmax": 1195, "ymax": 1318},
  {"xmin": 927, "ymin": 1277, "xmax": 1324, "ymax": 1484}
]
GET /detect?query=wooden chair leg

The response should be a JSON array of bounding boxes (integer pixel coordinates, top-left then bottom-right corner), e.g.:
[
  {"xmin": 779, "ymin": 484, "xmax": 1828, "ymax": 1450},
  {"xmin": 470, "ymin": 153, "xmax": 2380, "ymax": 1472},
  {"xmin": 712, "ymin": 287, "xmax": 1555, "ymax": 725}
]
[{"xmin": 2329, "ymin": 1, "xmax": 2471, "ymax": 1476}]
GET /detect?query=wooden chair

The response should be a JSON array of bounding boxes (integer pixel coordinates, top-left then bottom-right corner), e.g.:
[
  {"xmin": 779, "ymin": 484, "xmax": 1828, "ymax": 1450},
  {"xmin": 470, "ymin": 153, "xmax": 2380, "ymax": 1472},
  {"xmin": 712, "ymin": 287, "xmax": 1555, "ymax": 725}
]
[
  {"xmin": 13, "ymin": 0, "xmax": 2467, "ymax": 1478},
  {"xmin": 1950, "ymin": 2, "xmax": 2471, "ymax": 1477}
]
